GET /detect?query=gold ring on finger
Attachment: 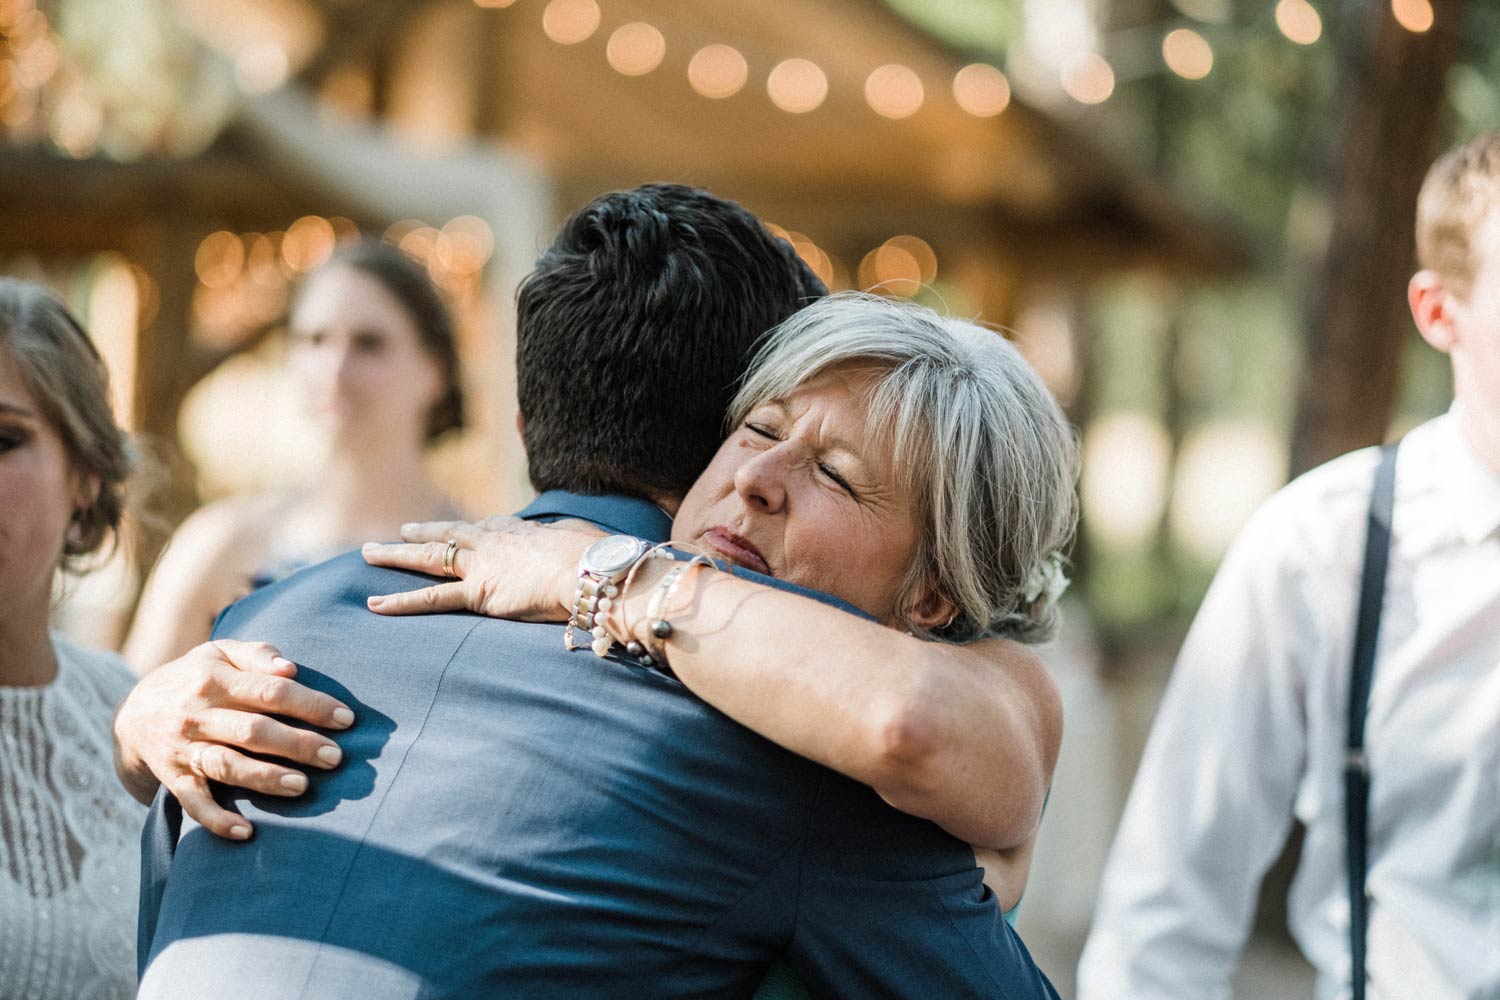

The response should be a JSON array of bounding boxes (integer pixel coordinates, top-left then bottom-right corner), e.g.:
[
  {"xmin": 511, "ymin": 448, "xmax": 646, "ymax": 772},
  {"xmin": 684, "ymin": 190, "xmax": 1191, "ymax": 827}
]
[{"xmin": 442, "ymin": 538, "xmax": 459, "ymax": 578}]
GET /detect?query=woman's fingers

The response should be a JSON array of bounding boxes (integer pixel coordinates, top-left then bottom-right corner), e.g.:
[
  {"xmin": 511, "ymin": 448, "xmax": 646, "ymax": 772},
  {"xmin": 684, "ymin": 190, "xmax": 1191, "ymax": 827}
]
[
  {"xmin": 215, "ymin": 655, "xmax": 354, "ymax": 731},
  {"xmin": 362, "ymin": 541, "xmax": 471, "ymax": 580},
  {"xmin": 398, "ymin": 519, "xmax": 467, "ymax": 544},
  {"xmin": 186, "ymin": 740, "xmax": 312, "ymax": 797},
  {"xmin": 190, "ymin": 707, "xmax": 344, "ymax": 770},
  {"xmin": 209, "ymin": 638, "xmax": 298, "ymax": 678},
  {"xmin": 366, "ymin": 581, "xmax": 469, "ymax": 616},
  {"xmin": 169, "ymin": 772, "xmax": 252, "ymax": 841}
]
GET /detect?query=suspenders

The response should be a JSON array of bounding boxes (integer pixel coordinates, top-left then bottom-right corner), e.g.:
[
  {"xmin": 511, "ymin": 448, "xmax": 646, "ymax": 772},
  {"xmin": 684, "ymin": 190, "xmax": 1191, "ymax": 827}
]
[{"xmin": 1344, "ymin": 442, "xmax": 1400, "ymax": 1000}]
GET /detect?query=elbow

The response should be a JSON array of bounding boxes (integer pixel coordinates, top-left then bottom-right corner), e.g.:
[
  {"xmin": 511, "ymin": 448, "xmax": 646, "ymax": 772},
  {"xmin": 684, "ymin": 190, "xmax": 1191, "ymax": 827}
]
[{"xmin": 866, "ymin": 684, "xmax": 947, "ymax": 799}]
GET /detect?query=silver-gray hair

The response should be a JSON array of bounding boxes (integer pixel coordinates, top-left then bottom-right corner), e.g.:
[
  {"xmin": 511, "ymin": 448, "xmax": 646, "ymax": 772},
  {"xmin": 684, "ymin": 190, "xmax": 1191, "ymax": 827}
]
[{"xmin": 730, "ymin": 291, "xmax": 1080, "ymax": 643}]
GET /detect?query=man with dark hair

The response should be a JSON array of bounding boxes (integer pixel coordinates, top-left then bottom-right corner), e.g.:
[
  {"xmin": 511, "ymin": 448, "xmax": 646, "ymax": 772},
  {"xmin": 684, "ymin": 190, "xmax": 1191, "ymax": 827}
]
[
  {"xmin": 516, "ymin": 183, "xmax": 823, "ymax": 499},
  {"xmin": 122, "ymin": 185, "xmax": 1058, "ymax": 999}
]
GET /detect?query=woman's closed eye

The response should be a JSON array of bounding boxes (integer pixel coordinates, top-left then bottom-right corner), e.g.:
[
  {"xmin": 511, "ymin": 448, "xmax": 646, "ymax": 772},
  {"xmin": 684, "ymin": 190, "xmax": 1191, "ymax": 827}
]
[
  {"xmin": 745, "ymin": 422, "xmax": 780, "ymax": 441},
  {"xmin": 818, "ymin": 461, "xmax": 857, "ymax": 497}
]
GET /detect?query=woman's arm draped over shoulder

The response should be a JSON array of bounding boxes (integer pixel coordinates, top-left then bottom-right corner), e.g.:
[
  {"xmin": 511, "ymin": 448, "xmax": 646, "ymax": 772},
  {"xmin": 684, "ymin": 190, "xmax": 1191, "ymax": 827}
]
[{"xmin": 364, "ymin": 520, "xmax": 1061, "ymax": 853}]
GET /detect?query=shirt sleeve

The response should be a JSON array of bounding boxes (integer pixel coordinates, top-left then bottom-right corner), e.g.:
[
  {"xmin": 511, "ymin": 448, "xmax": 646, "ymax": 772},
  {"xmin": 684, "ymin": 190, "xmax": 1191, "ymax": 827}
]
[{"xmin": 1077, "ymin": 489, "xmax": 1325, "ymax": 999}]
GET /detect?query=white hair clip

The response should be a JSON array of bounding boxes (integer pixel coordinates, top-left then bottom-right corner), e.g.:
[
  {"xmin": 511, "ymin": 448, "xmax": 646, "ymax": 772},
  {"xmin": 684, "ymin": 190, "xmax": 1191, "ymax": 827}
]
[{"xmin": 1022, "ymin": 550, "xmax": 1070, "ymax": 606}]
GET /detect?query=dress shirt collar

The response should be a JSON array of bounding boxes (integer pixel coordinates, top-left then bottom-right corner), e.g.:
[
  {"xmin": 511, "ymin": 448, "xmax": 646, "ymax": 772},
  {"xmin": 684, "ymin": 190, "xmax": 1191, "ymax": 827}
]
[
  {"xmin": 516, "ymin": 490, "xmax": 674, "ymax": 543},
  {"xmin": 1432, "ymin": 405, "xmax": 1500, "ymax": 546}
]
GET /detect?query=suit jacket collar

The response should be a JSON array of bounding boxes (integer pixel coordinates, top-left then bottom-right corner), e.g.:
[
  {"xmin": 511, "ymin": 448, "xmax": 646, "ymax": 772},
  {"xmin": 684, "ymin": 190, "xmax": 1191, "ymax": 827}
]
[{"xmin": 517, "ymin": 490, "xmax": 674, "ymax": 543}]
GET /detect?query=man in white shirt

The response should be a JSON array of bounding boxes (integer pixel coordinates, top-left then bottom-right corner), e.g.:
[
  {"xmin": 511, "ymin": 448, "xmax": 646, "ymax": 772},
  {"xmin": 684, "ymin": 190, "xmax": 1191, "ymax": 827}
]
[{"xmin": 1078, "ymin": 133, "xmax": 1500, "ymax": 1000}]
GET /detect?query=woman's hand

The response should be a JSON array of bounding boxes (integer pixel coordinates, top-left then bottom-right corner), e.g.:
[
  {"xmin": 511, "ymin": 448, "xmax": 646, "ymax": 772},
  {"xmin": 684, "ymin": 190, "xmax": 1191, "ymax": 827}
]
[
  {"xmin": 361, "ymin": 516, "xmax": 605, "ymax": 621},
  {"xmin": 112, "ymin": 640, "xmax": 354, "ymax": 839}
]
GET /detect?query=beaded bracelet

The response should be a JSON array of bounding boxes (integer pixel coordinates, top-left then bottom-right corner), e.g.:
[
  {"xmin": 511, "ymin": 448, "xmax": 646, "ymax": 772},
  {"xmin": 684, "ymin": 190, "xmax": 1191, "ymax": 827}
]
[{"xmin": 635, "ymin": 553, "xmax": 719, "ymax": 666}]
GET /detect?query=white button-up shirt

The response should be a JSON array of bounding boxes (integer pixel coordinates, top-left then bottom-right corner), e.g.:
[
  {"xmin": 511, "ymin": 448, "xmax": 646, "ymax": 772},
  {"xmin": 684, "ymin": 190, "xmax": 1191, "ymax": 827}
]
[{"xmin": 1078, "ymin": 410, "xmax": 1500, "ymax": 1000}]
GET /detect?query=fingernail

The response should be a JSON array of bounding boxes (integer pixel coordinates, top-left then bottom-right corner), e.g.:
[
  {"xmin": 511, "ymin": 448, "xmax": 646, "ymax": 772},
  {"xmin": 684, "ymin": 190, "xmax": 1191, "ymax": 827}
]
[
  {"xmin": 367, "ymin": 595, "xmax": 384, "ymax": 607},
  {"xmin": 331, "ymin": 707, "xmax": 355, "ymax": 727},
  {"xmin": 230, "ymin": 825, "xmax": 252, "ymax": 840},
  {"xmin": 401, "ymin": 523, "xmax": 419, "ymax": 533},
  {"xmin": 280, "ymin": 773, "xmax": 308, "ymax": 793},
  {"xmin": 272, "ymin": 657, "xmax": 295, "ymax": 671},
  {"xmin": 316, "ymin": 744, "xmax": 343, "ymax": 767},
  {"xmin": 361, "ymin": 542, "xmax": 377, "ymax": 551}
]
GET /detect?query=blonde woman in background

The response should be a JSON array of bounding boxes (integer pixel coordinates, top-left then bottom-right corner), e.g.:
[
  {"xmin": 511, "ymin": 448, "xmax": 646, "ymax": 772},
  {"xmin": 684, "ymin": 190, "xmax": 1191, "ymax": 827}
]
[{"xmin": 124, "ymin": 241, "xmax": 466, "ymax": 674}]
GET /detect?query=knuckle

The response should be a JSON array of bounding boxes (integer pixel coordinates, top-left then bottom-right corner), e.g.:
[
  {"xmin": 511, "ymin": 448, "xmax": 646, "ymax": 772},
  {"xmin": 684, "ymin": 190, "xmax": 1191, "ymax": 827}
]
[
  {"xmin": 250, "ymin": 676, "xmax": 288, "ymax": 708},
  {"xmin": 169, "ymin": 773, "xmax": 200, "ymax": 797}
]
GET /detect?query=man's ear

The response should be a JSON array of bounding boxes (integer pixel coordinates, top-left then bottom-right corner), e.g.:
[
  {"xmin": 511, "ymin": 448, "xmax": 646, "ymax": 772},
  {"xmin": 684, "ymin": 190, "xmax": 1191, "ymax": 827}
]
[
  {"xmin": 514, "ymin": 411, "xmax": 525, "ymax": 439},
  {"xmin": 1410, "ymin": 270, "xmax": 1458, "ymax": 354}
]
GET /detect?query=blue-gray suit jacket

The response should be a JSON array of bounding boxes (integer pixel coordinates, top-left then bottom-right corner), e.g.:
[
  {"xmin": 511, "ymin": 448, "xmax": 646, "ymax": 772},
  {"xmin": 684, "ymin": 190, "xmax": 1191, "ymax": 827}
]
[{"xmin": 137, "ymin": 491, "xmax": 1058, "ymax": 999}]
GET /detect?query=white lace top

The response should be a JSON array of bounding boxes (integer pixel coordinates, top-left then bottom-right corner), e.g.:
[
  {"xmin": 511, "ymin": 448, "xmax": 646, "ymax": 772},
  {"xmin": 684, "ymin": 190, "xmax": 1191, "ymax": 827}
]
[{"xmin": 0, "ymin": 634, "xmax": 143, "ymax": 1000}]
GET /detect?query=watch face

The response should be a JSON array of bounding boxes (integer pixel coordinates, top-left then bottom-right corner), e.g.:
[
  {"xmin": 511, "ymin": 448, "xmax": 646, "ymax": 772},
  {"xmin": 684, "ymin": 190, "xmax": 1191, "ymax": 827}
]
[{"xmin": 582, "ymin": 534, "xmax": 647, "ymax": 576}]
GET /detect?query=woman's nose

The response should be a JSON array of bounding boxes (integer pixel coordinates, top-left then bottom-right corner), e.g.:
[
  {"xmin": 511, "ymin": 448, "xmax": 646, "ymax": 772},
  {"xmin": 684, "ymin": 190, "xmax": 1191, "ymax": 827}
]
[{"xmin": 734, "ymin": 446, "xmax": 788, "ymax": 513}]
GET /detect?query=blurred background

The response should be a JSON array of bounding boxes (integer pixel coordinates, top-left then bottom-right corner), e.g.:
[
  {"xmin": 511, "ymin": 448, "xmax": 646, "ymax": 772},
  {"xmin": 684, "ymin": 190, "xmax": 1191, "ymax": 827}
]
[{"xmin": 8, "ymin": 0, "xmax": 1491, "ymax": 993}]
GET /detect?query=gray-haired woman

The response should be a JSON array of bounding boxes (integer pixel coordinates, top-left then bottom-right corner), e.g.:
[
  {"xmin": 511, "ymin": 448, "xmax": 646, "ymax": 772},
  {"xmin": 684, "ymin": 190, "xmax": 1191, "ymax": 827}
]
[{"xmin": 365, "ymin": 291, "xmax": 1081, "ymax": 913}]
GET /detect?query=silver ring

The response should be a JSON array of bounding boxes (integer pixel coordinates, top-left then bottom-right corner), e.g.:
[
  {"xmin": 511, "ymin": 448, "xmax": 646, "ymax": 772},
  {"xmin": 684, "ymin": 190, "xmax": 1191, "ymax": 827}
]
[
  {"xmin": 189, "ymin": 745, "xmax": 207, "ymax": 776},
  {"xmin": 442, "ymin": 538, "xmax": 459, "ymax": 578}
]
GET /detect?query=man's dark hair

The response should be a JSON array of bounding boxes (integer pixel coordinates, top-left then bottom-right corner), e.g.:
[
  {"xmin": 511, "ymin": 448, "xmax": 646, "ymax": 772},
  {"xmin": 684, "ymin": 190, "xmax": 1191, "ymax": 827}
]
[{"xmin": 516, "ymin": 183, "xmax": 825, "ymax": 500}]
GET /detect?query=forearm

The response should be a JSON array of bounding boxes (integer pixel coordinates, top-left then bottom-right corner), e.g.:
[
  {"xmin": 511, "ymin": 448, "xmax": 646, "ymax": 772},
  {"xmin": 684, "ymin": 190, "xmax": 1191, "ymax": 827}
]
[{"xmin": 604, "ymin": 560, "xmax": 1053, "ymax": 847}]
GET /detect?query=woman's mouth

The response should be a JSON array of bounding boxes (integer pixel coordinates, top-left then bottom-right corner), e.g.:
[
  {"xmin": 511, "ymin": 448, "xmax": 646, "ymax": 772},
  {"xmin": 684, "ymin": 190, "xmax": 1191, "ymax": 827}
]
[{"xmin": 702, "ymin": 526, "xmax": 771, "ymax": 575}]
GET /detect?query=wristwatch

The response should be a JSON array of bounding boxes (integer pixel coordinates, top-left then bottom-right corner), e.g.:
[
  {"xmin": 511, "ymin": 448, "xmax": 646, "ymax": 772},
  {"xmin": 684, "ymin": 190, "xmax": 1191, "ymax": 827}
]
[{"xmin": 569, "ymin": 534, "xmax": 653, "ymax": 634}]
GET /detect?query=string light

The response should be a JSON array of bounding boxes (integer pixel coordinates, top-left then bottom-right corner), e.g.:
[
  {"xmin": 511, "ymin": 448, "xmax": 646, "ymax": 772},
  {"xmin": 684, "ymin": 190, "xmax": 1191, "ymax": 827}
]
[
  {"xmin": 864, "ymin": 63, "xmax": 923, "ymax": 119},
  {"xmin": 1061, "ymin": 53, "xmax": 1114, "ymax": 105},
  {"xmin": 688, "ymin": 44, "xmax": 747, "ymax": 99},
  {"xmin": 282, "ymin": 216, "xmax": 337, "ymax": 273},
  {"xmin": 883, "ymin": 236, "xmax": 937, "ymax": 284},
  {"xmin": 1391, "ymin": 0, "xmax": 1434, "ymax": 32},
  {"xmin": 1162, "ymin": 28, "xmax": 1213, "ymax": 80},
  {"xmin": 953, "ymin": 63, "xmax": 1010, "ymax": 117},
  {"xmin": 606, "ymin": 22, "xmax": 665, "ymax": 76},
  {"xmin": 542, "ymin": 0, "xmax": 600, "ymax": 45},
  {"xmin": 1275, "ymin": 0, "xmax": 1322, "ymax": 45},
  {"xmin": 858, "ymin": 245, "xmax": 922, "ymax": 298},
  {"xmin": 766, "ymin": 58, "xmax": 827, "ymax": 114}
]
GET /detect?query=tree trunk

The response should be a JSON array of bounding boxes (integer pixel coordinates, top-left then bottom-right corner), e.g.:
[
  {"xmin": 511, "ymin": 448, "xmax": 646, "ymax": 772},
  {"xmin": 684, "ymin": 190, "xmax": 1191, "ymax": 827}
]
[{"xmin": 1290, "ymin": 0, "xmax": 1462, "ymax": 476}]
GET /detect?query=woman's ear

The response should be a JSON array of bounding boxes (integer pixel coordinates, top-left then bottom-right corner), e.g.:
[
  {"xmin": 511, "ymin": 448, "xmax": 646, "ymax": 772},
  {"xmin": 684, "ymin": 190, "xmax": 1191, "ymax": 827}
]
[
  {"xmin": 1410, "ymin": 270, "xmax": 1458, "ymax": 353},
  {"xmin": 904, "ymin": 587, "xmax": 958, "ymax": 633}
]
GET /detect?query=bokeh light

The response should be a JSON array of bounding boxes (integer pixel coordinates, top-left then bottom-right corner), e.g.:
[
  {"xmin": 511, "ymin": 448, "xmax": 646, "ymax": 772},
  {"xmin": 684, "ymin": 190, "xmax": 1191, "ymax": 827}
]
[
  {"xmin": 953, "ymin": 63, "xmax": 1010, "ymax": 117},
  {"xmin": 766, "ymin": 58, "xmax": 827, "ymax": 114},
  {"xmin": 883, "ymin": 235, "xmax": 937, "ymax": 284},
  {"xmin": 282, "ymin": 216, "xmax": 337, "ymax": 273},
  {"xmin": 473, "ymin": 0, "xmax": 516, "ymax": 7},
  {"xmin": 1061, "ymin": 53, "xmax": 1115, "ymax": 105},
  {"xmin": 858, "ymin": 244, "xmax": 922, "ymax": 297},
  {"xmin": 1162, "ymin": 28, "xmax": 1213, "ymax": 80},
  {"xmin": 437, "ymin": 216, "xmax": 495, "ymax": 276},
  {"xmin": 234, "ymin": 40, "xmax": 290, "ymax": 93},
  {"xmin": 195, "ymin": 231, "xmax": 245, "ymax": 289},
  {"xmin": 542, "ymin": 0, "xmax": 600, "ymax": 45},
  {"xmin": 1391, "ymin": 0, "xmax": 1434, "ymax": 32},
  {"xmin": 1082, "ymin": 413, "xmax": 1171, "ymax": 547},
  {"xmin": 606, "ymin": 22, "xmax": 666, "ymax": 76},
  {"xmin": 864, "ymin": 63, "xmax": 924, "ymax": 119},
  {"xmin": 1275, "ymin": 0, "xmax": 1322, "ymax": 45},
  {"xmin": 688, "ymin": 44, "xmax": 748, "ymax": 99}
]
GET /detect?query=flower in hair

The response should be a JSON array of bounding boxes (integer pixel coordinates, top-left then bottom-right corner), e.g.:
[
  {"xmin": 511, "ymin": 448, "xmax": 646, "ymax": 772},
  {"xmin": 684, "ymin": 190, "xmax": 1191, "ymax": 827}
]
[{"xmin": 1022, "ymin": 550, "xmax": 1070, "ymax": 607}]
